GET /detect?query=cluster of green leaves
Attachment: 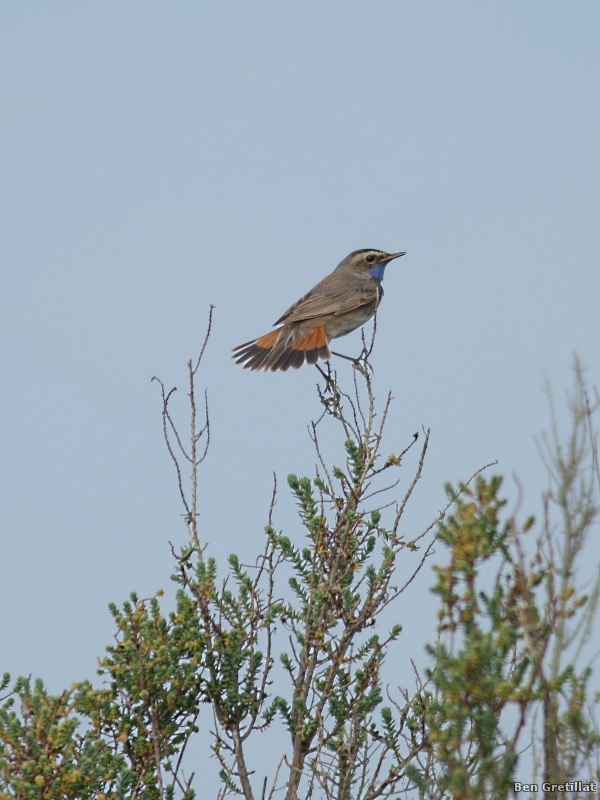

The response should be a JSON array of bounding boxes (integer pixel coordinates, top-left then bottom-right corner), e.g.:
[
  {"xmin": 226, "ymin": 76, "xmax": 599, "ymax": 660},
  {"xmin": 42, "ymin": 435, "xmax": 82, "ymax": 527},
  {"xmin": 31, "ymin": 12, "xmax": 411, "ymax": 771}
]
[
  {"xmin": 260, "ymin": 426, "xmax": 426, "ymax": 800},
  {"xmin": 414, "ymin": 477, "xmax": 532, "ymax": 796},
  {"xmin": 406, "ymin": 474, "xmax": 599, "ymax": 799},
  {"xmin": 170, "ymin": 546, "xmax": 286, "ymax": 796},
  {"xmin": 0, "ymin": 673, "xmax": 122, "ymax": 800},
  {"xmin": 75, "ymin": 587, "xmax": 205, "ymax": 799},
  {"xmin": 0, "ymin": 584, "xmax": 205, "ymax": 800},
  {"xmin": 554, "ymin": 667, "xmax": 600, "ymax": 779}
]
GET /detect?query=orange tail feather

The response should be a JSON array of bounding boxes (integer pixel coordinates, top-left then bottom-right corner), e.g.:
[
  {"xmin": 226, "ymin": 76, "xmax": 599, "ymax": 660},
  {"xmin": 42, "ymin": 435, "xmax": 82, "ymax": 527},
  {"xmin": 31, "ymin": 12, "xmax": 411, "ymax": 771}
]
[{"xmin": 232, "ymin": 324, "xmax": 330, "ymax": 371}]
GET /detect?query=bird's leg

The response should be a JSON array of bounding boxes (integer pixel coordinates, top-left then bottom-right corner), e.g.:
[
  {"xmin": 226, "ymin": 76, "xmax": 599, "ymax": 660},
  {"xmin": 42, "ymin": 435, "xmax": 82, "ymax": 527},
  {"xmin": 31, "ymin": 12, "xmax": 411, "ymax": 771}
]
[
  {"xmin": 331, "ymin": 349, "xmax": 373, "ymax": 377},
  {"xmin": 315, "ymin": 362, "xmax": 333, "ymax": 385},
  {"xmin": 316, "ymin": 360, "xmax": 340, "ymax": 395},
  {"xmin": 330, "ymin": 350, "xmax": 360, "ymax": 365}
]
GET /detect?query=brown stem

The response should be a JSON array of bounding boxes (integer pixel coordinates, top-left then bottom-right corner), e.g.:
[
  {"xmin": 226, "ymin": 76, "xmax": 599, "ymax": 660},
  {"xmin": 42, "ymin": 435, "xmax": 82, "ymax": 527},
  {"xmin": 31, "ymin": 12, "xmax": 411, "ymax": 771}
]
[{"xmin": 232, "ymin": 726, "xmax": 255, "ymax": 800}]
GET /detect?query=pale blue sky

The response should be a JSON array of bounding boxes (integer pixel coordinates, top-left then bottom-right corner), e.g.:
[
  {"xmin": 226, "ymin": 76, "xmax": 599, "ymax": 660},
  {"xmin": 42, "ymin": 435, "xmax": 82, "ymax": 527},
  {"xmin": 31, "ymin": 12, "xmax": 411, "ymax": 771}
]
[{"xmin": 1, "ymin": 1, "xmax": 599, "ymax": 790}]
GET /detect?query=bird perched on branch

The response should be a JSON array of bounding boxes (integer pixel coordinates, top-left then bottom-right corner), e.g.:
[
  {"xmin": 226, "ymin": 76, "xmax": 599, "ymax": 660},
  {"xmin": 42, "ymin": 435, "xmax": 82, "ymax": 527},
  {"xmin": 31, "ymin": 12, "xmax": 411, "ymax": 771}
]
[{"xmin": 232, "ymin": 248, "xmax": 406, "ymax": 371}]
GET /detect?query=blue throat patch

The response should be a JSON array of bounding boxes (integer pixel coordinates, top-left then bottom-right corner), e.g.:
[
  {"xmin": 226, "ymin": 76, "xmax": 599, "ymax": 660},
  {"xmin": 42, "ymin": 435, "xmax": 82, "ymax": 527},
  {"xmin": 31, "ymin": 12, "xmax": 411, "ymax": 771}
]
[{"xmin": 369, "ymin": 263, "xmax": 387, "ymax": 282}]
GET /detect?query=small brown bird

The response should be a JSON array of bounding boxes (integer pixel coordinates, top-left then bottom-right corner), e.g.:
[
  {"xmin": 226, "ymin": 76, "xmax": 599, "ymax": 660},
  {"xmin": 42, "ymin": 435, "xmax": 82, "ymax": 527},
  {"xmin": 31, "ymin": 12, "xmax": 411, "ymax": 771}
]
[{"xmin": 232, "ymin": 248, "xmax": 406, "ymax": 371}]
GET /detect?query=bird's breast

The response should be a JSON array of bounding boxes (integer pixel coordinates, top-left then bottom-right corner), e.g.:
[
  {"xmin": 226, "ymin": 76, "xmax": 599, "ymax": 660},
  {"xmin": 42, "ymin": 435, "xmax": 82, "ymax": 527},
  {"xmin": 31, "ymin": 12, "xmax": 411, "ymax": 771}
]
[{"xmin": 324, "ymin": 299, "xmax": 380, "ymax": 339}]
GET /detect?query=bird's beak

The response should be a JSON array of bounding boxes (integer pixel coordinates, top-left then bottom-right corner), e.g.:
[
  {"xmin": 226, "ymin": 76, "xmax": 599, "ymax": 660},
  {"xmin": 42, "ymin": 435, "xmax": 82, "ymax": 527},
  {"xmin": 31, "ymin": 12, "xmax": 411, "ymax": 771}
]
[{"xmin": 384, "ymin": 251, "xmax": 407, "ymax": 262}]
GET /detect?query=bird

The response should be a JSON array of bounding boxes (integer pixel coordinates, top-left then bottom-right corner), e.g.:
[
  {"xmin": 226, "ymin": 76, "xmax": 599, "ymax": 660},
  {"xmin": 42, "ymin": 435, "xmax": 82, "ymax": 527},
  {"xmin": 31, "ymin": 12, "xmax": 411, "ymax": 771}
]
[{"xmin": 232, "ymin": 248, "xmax": 406, "ymax": 371}]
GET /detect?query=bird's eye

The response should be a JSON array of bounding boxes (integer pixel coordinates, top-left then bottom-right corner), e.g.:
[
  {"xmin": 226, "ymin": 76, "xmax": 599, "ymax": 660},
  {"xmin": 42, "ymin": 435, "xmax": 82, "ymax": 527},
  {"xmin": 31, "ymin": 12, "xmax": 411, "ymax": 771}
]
[{"xmin": 366, "ymin": 254, "xmax": 376, "ymax": 263}]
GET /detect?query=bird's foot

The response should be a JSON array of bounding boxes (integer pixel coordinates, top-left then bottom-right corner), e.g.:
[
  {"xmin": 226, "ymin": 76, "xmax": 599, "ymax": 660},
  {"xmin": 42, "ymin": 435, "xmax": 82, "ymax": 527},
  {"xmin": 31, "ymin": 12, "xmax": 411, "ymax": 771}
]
[{"xmin": 315, "ymin": 362, "xmax": 346, "ymax": 421}]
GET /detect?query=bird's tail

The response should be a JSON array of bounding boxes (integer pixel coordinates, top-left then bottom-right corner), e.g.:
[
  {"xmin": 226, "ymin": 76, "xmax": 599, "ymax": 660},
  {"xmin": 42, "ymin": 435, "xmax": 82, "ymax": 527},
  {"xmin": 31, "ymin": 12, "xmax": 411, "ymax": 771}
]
[{"xmin": 232, "ymin": 324, "xmax": 331, "ymax": 371}]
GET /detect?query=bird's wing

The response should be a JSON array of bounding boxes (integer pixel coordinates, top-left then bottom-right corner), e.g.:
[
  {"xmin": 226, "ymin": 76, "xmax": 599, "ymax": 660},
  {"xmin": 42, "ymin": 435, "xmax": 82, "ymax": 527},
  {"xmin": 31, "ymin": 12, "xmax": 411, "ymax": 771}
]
[{"xmin": 274, "ymin": 273, "xmax": 379, "ymax": 325}]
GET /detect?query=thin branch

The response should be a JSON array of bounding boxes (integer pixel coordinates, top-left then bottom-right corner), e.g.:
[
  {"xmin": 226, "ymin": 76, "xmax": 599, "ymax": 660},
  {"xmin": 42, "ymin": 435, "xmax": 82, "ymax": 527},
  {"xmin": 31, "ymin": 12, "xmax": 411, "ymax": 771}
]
[{"xmin": 151, "ymin": 379, "xmax": 191, "ymax": 517}]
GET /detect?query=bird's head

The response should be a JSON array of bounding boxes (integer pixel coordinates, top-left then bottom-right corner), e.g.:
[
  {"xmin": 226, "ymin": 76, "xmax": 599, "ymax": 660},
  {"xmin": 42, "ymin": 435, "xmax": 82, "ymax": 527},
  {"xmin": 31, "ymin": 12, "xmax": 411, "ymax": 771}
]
[{"xmin": 338, "ymin": 249, "xmax": 406, "ymax": 282}]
